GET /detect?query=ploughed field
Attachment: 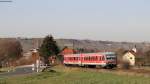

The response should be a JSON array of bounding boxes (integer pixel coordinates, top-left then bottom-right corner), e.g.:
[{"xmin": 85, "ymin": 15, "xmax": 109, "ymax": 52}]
[{"xmin": 0, "ymin": 66, "xmax": 150, "ymax": 84}]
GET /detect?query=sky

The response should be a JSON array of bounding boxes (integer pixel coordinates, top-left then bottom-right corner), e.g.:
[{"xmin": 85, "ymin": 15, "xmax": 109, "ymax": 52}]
[{"xmin": 0, "ymin": 0, "xmax": 150, "ymax": 42}]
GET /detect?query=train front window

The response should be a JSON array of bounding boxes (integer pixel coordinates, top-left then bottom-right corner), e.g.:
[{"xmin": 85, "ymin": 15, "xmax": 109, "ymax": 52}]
[
  {"xmin": 107, "ymin": 57, "xmax": 115, "ymax": 60},
  {"xmin": 106, "ymin": 54, "xmax": 116, "ymax": 60}
]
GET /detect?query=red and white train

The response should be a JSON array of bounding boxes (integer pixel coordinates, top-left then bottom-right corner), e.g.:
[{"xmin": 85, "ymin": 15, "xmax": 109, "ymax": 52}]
[{"xmin": 63, "ymin": 52, "xmax": 117, "ymax": 68}]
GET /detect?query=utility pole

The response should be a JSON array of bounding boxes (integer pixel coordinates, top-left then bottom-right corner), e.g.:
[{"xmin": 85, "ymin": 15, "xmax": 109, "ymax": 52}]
[
  {"xmin": 0, "ymin": 0, "xmax": 12, "ymax": 2},
  {"xmin": 31, "ymin": 49, "xmax": 40, "ymax": 72}
]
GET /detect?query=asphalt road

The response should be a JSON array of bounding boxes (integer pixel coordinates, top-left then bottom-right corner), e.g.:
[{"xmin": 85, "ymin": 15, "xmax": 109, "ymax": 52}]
[{"xmin": 0, "ymin": 65, "xmax": 35, "ymax": 77}]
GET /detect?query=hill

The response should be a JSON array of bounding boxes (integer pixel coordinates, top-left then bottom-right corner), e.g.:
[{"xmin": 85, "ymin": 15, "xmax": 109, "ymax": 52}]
[{"xmin": 15, "ymin": 38, "xmax": 150, "ymax": 53}]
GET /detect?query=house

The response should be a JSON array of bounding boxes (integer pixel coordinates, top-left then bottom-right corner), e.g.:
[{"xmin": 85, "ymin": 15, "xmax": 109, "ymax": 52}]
[
  {"xmin": 60, "ymin": 46, "xmax": 75, "ymax": 55},
  {"xmin": 122, "ymin": 50, "xmax": 136, "ymax": 66},
  {"xmin": 46, "ymin": 47, "xmax": 75, "ymax": 64}
]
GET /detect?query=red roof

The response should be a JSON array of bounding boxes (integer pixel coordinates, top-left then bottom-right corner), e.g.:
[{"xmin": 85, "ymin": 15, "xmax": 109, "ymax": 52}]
[{"xmin": 60, "ymin": 47, "xmax": 74, "ymax": 55}]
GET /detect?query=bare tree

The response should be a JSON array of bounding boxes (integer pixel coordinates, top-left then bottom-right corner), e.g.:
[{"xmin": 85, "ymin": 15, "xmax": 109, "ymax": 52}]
[{"xmin": 0, "ymin": 39, "xmax": 23, "ymax": 67}]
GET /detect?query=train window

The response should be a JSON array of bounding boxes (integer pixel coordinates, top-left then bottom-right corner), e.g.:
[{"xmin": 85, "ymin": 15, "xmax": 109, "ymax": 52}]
[
  {"xmin": 88, "ymin": 57, "xmax": 90, "ymax": 60},
  {"xmin": 91, "ymin": 57, "xmax": 93, "ymax": 61},
  {"xmin": 96, "ymin": 56, "xmax": 98, "ymax": 60},
  {"xmin": 84, "ymin": 57, "xmax": 87, "ymax": 60},
  {"xmin": 71, "ymin": 57, "xmax": 73, "ymax": 60},
  {"xmin": 87, "ymin": 57, "xmax": 89, "ymax": 60},
  {"xmin": 94, "ymin": 57, "xmax": 95, "ymax": 60},
  {"xmin": 76, "ymin": 57, "xmax": 78, "ymax": 60},
  {"xmin": 92, "ymin": 57, "xmax": 94, "ymax": 61},
  {"xmin": 106, "ymin": 57, "xmax": 116, "ymax": 60},
  {"xmin": 99, "ymin": 56, "xmax": 101, "ymax": 61},
  {"xmin": 74, "ymin": 57, "xmax": 76, "ymax": 60},
  {"xmin": 86, "ymin": 57, "xmax": 88, "ymax": 60},
  {"xmin": 71, "ymin": 57, "xmax": 72, "ymax": 60},
  {"xmin": 95, "ymin": 56, "xmax": 98, "ymax": 60},
  {"xmin": 102, "ymin": 56, "xmax": 105, "ymax": 60},
  {"xmin": 92, "ymin": 57, "xmax": 93, "ymax": 60},
  {"xmin": 107, "ymin": 58, "xmax": 111, "ymax": 60},
  {"xmin": 85, "ymin": 56, "xmax": 91, "ymax": 61},
  {"xmin": 93, "ymin": 57, "xmax": 95, "ymax": 60}
]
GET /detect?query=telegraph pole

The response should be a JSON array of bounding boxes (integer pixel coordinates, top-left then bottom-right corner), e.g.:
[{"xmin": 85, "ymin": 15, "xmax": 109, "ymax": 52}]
[{"xmin": 0, "ymin": 0, "xmax": 12, "ymax": 2}]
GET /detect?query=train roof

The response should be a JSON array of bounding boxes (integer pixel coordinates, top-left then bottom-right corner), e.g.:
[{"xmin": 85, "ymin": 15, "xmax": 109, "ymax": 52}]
[
  {"xmin": 64, "ymin": 52, "xmax": 116, "ymax": 57},
  {"xmin": 102, "ymin": 52, "xmax": 115, "ymax": 54}
]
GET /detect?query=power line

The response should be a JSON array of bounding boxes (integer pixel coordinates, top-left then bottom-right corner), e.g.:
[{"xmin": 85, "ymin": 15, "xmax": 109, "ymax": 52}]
[{"xmin": 0, "ymin": 0, "xmax": 12, "ymax": 2}]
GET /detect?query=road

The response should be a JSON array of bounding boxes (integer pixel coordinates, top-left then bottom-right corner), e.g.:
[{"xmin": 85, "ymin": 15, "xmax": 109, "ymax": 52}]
[{"xmin": 0, "ymin": 65, "xmax": 35, "ymax": 77}]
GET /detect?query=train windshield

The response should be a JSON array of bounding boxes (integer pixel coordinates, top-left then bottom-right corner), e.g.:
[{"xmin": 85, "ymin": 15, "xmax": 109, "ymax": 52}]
[{"xmin": 105, "ymin": 53, "xmax": 116, "ymax": 60}]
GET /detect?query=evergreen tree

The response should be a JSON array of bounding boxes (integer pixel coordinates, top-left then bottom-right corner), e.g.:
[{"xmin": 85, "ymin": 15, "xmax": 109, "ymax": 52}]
[{"xmin": 39, "ymin": 35, "xmax": 59, "ymax": 65}]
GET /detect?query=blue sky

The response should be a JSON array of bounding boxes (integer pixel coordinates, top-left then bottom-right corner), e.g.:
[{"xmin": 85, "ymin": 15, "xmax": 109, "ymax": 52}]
[{"xmin": 0, "ymin": 0, "xmax": 150, "ymax": 42}]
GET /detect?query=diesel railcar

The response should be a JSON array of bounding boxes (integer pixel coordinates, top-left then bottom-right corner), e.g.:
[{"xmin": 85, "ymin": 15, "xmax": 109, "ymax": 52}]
[{"xmin": 63, "ymin": 52, "xmax": 117, "ymax": 68}]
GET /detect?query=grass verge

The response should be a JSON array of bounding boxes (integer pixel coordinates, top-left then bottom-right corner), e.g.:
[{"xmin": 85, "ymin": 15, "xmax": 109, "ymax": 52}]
[{"xmin": 0, "ymin": 65, "xmax": 150, "ymax": 84}]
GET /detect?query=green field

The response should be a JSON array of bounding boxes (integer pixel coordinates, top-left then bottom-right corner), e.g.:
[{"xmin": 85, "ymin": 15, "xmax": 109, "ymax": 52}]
[{"xmin": 0, "ymin": 66, "xmax": 150, "ymax": 84}]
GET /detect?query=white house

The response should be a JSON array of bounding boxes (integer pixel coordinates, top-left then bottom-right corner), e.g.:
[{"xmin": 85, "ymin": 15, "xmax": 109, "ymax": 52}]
[{"xmin": 122, "ymin": 50, "xmax": 136, "ymax": 66}]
